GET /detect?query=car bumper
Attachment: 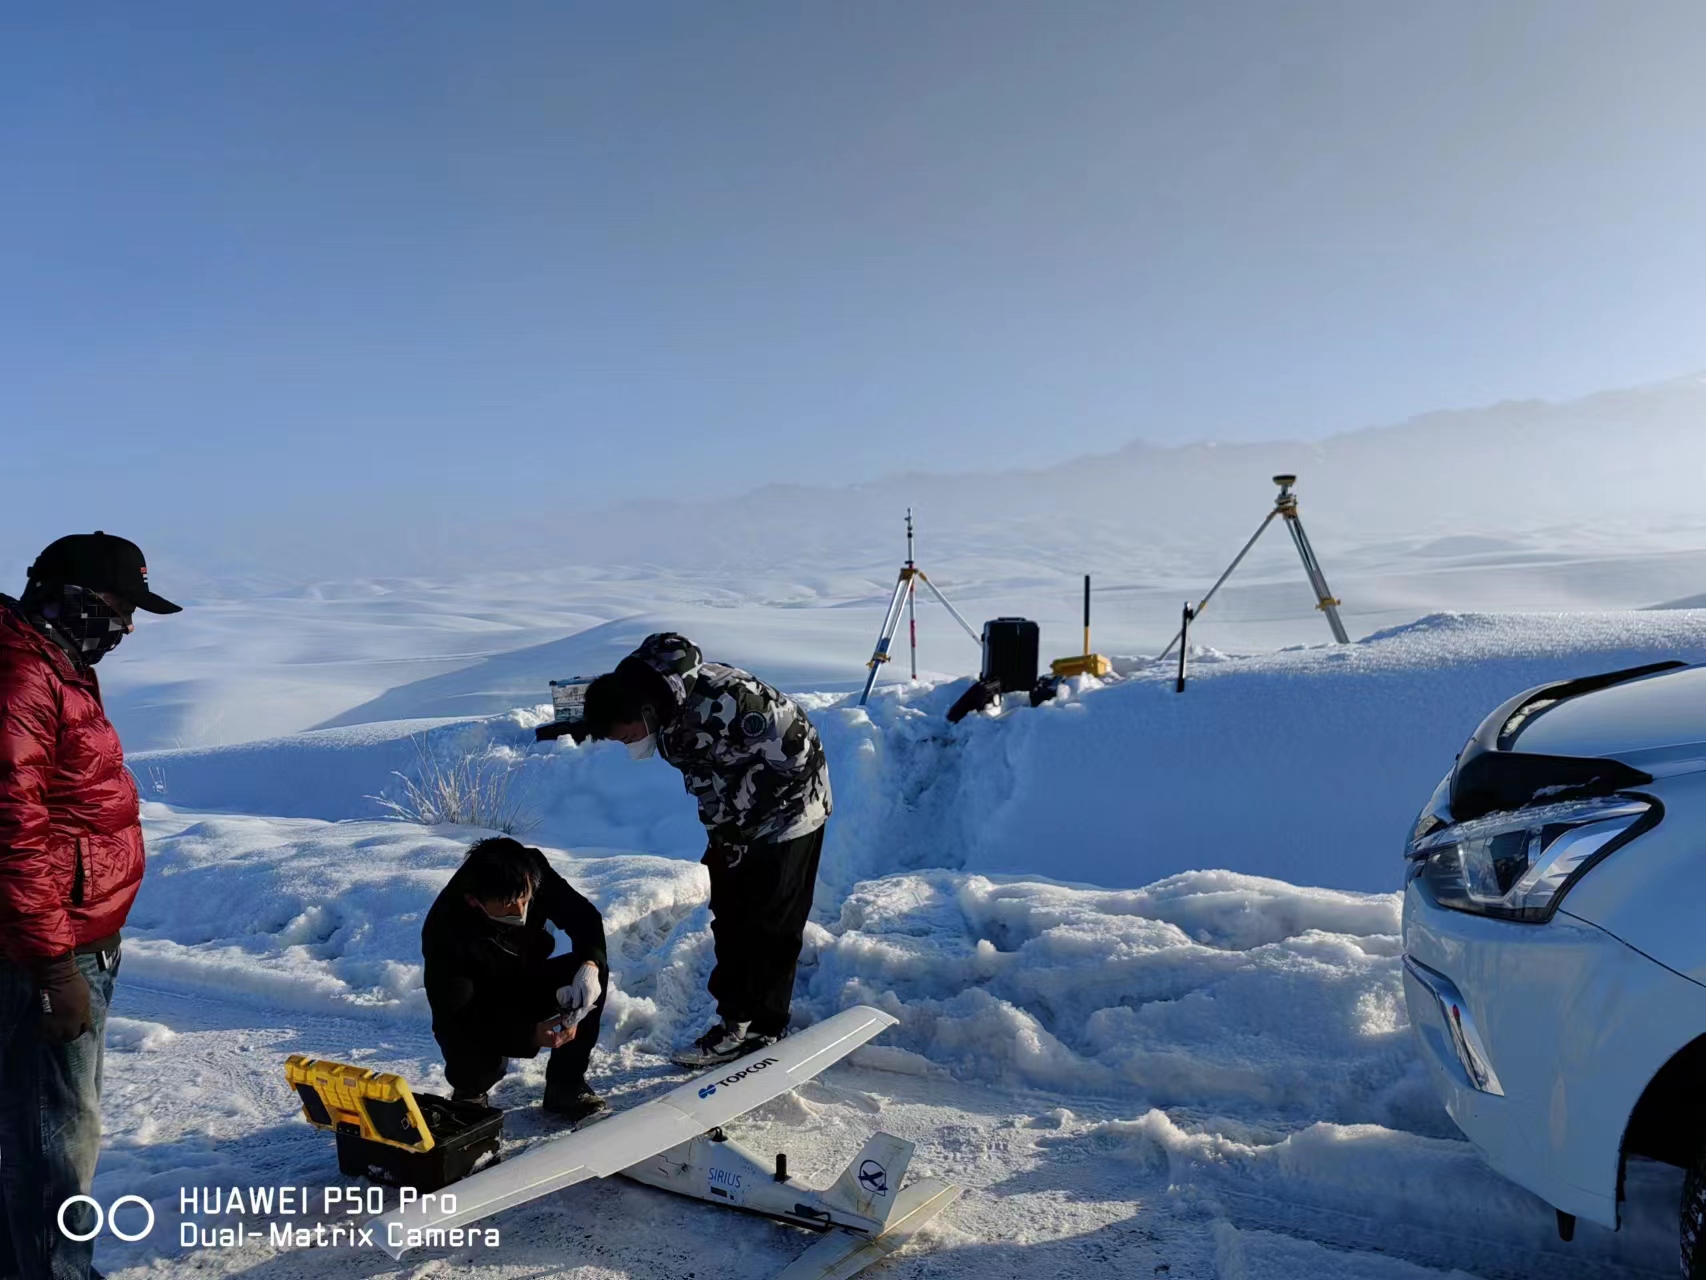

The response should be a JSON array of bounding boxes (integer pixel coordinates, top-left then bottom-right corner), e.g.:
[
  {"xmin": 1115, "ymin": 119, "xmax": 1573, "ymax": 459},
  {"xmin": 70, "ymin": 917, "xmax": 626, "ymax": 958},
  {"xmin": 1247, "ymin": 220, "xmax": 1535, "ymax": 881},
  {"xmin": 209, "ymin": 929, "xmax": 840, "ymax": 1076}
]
[{"xmin": 1403, "ymin": 882, "xmax": 1706, "ymax": 1229}]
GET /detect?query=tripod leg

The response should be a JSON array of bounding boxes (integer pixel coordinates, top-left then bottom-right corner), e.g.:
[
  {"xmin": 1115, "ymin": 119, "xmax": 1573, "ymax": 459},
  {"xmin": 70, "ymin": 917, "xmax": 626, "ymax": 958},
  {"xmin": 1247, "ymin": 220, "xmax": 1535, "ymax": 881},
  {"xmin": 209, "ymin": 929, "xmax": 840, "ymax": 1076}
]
[
  {"xmin": 860, "ymin": 574, "xmax": 915, "ymax": 705},
  {"xmin": 1157, "ymin": 510, "xmax": 1279, "ymax": 659},
  {"xmin": 1285, "ymin": 516, "xmax": 1350, "ymax": 644},
  {"xmin": 908, "ymin": 578, "xmax": 918, "ymax": 681},
  {"xmin": 916, "ymin": 573, "xmax": 984, "ymax": 645}
]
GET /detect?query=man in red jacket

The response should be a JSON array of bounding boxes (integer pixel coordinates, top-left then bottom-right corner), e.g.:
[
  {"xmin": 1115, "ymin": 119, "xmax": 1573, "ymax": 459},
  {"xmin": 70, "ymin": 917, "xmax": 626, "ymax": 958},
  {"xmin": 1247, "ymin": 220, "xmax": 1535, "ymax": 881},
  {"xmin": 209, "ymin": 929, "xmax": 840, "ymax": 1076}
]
[{"xmin": 0, "ymin": 533, "xmax": 179, "ymax": 1280}]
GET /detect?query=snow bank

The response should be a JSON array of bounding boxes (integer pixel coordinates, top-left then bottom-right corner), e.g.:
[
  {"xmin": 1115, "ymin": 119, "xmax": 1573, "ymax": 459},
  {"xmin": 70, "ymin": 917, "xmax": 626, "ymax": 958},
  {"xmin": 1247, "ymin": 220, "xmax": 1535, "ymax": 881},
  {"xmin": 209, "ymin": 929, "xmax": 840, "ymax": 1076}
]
[
  {"xmin": 1095, "ymin": 1108, "xmax": 1676, "ymax": 1277},
  {"xmin": 105, "ymin": 1018, "xmax": 179, "ymax": 1053},
  {"xmin": 796, "ymin": 869, "xmax": 1429, "ymax": 1126},
  {"xmin": 128, "ymin": 810, "xmax": 1422, "ymax": 1127},
  {"xmin": 125, "ymin": 807, "xmax": 709, "ymax": 1027},
  {"xmin": 135, "ymin": 610, "xmax": 1706, "ymax": 892}
]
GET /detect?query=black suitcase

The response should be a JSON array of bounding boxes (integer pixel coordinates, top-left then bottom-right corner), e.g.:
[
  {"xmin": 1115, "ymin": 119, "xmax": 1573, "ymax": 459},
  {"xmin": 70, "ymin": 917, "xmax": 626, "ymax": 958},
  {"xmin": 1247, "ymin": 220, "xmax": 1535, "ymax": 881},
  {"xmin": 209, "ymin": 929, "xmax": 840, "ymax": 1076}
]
[
  {"xmin": 980, "ymin": 617, "xmax": 1039, "ymax": 694},
  {"xmin": 333, "ymin": 1093, "xmax": 504, "ymax": 1192}
]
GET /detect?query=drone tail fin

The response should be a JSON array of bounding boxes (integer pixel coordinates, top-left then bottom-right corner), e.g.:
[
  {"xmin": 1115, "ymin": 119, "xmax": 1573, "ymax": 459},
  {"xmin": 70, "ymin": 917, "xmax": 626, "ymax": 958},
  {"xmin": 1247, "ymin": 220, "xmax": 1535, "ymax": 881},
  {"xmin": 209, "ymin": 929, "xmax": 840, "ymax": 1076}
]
[{"xmin": 822, "ymin": 1132, "xmax": 915, "ymax": 1227}]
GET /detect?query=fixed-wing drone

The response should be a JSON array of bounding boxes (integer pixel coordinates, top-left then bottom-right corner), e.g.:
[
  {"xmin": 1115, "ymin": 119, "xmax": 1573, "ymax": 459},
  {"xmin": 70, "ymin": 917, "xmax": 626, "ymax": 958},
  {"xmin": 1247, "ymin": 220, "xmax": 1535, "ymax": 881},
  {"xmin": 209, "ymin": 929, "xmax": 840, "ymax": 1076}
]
[{"xmin": 369, "ymin": 1006, "xmax": 961, "ymax": 1279}]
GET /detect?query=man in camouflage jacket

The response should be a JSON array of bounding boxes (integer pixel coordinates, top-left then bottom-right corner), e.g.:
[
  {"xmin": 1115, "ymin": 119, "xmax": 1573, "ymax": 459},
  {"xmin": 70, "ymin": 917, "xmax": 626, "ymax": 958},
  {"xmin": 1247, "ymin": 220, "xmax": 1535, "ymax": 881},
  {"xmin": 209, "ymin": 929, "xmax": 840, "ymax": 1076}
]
[{"xmin": 584, "ymin": 633, "xmax": 831, "ymax": 1066}]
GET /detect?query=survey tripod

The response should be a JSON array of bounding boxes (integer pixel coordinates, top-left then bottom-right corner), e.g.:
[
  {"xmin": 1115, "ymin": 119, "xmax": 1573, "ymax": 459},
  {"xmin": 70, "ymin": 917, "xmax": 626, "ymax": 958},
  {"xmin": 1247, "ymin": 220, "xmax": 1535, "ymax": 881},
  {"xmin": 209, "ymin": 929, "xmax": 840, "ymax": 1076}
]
[
  {"xmin": 1158, "ymin": 474, "xmax": 1349, "ymax": 660},
  {"xmin": 859, "ymin": 510, "xmax": 982, "ymax": 706}
]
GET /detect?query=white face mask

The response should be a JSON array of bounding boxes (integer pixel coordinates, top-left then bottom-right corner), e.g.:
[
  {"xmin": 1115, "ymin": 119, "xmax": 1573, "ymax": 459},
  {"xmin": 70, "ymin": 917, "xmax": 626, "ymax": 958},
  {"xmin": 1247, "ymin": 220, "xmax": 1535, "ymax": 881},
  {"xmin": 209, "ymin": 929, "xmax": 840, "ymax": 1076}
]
[
  {"xmin": 473, "ymin": 892, "xmax": 530, "ymax": 928},
  {"xmin": 625, "ymin": 709, "xmax": 659, "ymax": 760}
]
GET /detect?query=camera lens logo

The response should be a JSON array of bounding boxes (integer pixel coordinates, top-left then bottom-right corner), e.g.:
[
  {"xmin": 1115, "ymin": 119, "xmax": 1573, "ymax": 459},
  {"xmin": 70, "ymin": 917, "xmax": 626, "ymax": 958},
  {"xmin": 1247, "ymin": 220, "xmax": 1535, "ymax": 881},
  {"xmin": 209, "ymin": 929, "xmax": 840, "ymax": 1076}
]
[{"xmin": 58, "ymin": 1195, "xmax": 155, "ymax": 1243}]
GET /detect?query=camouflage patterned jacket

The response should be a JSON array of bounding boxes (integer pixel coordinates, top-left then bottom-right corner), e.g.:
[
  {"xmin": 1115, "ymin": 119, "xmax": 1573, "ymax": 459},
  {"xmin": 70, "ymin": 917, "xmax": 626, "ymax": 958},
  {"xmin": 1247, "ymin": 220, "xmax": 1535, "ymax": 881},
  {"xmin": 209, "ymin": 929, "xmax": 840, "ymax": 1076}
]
[{"xmin": 628, "ymin": 633, "xmax": 831, "ymax": 848}]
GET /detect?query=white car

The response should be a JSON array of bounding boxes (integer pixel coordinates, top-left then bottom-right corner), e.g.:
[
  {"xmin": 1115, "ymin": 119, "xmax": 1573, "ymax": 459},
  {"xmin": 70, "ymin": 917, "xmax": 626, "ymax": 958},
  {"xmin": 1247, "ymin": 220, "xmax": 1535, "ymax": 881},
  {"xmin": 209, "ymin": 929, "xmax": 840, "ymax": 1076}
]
[{"xmin": 1403, "ymin": 658, "xmax": 1706, "ymax": 1274}]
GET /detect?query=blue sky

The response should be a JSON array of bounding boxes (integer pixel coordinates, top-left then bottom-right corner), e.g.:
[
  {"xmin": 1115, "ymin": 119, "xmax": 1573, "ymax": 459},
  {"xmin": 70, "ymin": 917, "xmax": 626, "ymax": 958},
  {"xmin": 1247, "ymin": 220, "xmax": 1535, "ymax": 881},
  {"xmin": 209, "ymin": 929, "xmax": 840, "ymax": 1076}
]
[{"xmin": 5, "ymin": 1, "xmax": 1706, "ymax": 562}]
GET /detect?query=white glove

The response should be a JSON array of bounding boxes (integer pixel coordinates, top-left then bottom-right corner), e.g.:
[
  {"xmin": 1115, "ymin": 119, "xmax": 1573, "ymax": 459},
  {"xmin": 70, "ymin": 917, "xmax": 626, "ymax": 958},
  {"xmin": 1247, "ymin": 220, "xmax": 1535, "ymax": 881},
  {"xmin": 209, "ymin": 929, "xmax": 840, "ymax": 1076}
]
[{"xmin": 555, "ymin": 962, "xmax": 602, "ymax": 1027}]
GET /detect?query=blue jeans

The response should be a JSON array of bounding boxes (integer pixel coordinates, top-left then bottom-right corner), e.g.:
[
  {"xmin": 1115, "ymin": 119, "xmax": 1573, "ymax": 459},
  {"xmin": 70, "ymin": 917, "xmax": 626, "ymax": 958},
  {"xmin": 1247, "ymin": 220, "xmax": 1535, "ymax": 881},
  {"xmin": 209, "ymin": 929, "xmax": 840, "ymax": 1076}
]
[{"xmin": 0, "ymin": 950, "xmax": 115, "ymax": 1280}]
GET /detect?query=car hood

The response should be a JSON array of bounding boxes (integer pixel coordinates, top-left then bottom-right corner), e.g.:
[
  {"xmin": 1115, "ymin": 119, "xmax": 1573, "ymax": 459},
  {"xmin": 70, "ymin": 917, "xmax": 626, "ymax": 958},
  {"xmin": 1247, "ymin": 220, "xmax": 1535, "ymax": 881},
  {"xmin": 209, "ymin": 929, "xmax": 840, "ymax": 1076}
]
[{"xmin": 1514, "ymin": 663, "xmax": 1706, "ymax": 776}]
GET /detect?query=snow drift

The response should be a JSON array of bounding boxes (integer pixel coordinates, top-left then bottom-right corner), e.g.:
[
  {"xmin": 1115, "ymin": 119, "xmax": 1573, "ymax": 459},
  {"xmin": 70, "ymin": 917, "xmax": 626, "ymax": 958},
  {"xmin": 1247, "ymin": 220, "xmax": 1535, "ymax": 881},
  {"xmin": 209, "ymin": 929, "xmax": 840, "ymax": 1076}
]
[{"xmin": 136, "ymin": 610, "xmax": 1706, "ymax": 893}]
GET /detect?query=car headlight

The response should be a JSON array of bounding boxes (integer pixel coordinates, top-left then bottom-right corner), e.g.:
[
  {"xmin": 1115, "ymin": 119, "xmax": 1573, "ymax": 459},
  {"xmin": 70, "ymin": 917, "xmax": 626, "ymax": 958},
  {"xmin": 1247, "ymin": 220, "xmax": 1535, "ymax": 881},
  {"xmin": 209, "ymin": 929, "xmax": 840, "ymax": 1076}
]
[{"xmin": 1405, "ymin": 795, "xmax": 1656, "ymax": 922}]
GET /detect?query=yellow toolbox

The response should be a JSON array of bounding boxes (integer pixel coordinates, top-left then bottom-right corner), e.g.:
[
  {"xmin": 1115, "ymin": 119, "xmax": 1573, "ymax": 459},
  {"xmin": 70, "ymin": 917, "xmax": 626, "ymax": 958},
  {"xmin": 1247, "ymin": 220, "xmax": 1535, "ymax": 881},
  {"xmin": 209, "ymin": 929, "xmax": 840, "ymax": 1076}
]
[
  {"xmin": 1050, "ymin": 653, "xmax": 1112, "ymax": 678},
  {"xmin": 285, "ymin": 1055, "xmax": 503, "ymax": 1191},
  {"xmin": 1050, "ymin": 575, "xmax": 1112, "ymax": 680}
]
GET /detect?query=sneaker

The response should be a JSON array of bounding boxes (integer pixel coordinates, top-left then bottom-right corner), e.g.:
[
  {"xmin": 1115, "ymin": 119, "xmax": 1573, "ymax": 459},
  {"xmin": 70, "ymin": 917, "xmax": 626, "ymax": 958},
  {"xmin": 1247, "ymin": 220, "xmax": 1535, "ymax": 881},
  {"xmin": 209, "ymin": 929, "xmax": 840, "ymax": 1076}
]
[
  {"xmin": 671, "ymin": 1020, "xmax": 777, "ymax": 1068},
  {"xmin": 543, "ymin": 1086, "xmax": 607, "ymax": 1126}
]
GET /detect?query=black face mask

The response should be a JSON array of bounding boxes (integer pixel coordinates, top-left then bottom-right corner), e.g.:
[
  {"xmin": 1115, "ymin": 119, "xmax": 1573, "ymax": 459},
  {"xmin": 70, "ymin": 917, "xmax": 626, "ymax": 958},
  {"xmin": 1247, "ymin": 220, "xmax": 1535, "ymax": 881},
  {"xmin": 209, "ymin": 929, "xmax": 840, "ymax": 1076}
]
[{"xmin": 39, "ymin": 585, "xmax": 130, "ymax": 664}]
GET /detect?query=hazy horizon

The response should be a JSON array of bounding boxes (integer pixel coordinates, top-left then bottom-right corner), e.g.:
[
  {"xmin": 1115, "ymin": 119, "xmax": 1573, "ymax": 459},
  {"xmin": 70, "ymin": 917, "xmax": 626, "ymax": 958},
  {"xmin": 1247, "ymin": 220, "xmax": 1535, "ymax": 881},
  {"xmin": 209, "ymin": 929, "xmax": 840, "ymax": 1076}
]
[
  {"xmin": 7, "ymin": 365, "xmax": 1706, "ymax": 590},
  {"xmin": 8, "ymin": 2, "xmax": 1706, "ymax": 580}
]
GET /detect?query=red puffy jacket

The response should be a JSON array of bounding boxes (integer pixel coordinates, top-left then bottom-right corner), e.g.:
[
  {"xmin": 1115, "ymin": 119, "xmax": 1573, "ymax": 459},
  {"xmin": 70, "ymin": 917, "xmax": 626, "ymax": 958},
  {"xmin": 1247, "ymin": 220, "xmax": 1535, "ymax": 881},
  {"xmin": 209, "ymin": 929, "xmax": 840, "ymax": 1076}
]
[{"xmin": 0, "ymin": 598, "xmax": 144, "ymax": 961}]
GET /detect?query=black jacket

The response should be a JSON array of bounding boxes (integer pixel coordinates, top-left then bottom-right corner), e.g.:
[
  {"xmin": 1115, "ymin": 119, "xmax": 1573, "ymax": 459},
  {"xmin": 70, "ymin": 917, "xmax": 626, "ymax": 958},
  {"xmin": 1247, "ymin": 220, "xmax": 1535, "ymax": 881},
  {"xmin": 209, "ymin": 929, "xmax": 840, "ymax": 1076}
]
[{"xmin": 421, "ymin": 846, "xmax": 607, "ymax": 1061}]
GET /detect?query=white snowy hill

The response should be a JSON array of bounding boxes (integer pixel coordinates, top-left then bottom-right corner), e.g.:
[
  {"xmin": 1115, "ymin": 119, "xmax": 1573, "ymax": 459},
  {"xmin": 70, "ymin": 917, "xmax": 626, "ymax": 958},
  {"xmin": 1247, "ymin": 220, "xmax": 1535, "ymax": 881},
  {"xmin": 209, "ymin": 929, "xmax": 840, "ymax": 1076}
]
[{"xmin": 95, "ymin": 611, "xmax": 1705, "ymax": 1279}]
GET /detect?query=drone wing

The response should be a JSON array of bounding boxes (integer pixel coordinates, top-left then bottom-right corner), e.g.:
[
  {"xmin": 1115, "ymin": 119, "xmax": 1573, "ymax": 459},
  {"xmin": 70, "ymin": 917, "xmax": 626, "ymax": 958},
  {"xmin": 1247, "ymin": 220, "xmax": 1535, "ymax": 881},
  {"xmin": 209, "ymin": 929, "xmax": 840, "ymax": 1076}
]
[{"xmin": 372, "ymin": 1004, "xmax": 898, "ymax": 1257}]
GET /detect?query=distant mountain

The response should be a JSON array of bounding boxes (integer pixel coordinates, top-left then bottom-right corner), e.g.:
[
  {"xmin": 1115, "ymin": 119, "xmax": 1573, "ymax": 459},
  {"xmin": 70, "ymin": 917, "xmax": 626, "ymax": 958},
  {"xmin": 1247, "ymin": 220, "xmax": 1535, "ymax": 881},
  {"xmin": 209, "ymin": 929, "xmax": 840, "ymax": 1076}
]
[
  {"xmin": 120, "ymin": 372, "xmax": 1706, "ymax": 588},
  {"xmin": 509, "ymin": 372, "xmax": 1706, "ymax": 578}
]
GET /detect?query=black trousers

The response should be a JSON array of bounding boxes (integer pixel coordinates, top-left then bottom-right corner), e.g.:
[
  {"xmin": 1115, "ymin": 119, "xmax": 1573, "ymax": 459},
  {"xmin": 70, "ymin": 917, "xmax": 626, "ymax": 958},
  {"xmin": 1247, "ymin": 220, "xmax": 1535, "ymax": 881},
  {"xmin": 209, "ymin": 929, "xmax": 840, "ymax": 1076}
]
[
  {"xmin": 441, "ymin": 951, "xmax": 604, "ymax": 1100},
  {"xmin": 705, "ymin": 825, "xmax": 824, "ymax": 1037}
]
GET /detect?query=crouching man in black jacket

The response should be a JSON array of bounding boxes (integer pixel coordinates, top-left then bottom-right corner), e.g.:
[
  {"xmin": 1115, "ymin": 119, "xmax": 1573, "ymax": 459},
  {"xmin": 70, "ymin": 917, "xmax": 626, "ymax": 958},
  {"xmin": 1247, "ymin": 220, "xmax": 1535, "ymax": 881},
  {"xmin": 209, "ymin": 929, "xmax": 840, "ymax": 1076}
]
[{"xmin": 422, "ymin": 837, "xmax": 608, "ymax": 1124}]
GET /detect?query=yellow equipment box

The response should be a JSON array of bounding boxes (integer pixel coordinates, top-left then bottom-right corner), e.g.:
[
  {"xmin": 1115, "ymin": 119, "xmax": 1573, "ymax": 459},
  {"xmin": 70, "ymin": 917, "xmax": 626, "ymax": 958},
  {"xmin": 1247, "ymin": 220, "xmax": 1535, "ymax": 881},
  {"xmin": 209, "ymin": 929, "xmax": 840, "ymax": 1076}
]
[
  {"xmin": 1050, "ymin": 653, "xmax": 1112, "ymax": 679},
  {"xmin": 285, "ymin": 1055, "xmax": 436, "ymax": 1152},
  {"xmin": 285, "ymin": 1055, "xmax": 505, "ymax": 1192},
  {"xmin": 1050, "ymin": 575, "xmax": 1112, "ymax": 680}
]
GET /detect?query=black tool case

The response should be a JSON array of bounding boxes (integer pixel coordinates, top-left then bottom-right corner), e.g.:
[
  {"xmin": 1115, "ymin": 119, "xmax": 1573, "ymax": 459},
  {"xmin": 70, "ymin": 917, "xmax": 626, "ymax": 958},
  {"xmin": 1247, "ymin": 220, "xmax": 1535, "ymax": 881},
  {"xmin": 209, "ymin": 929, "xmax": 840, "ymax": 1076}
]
[
  {"xmin": 333, "ymin": 1094, "xmax": 504, "ymax": 1193},
  {"xmin": 980, "ymin": 617, "xmax": 1040, "ymax": 693}
]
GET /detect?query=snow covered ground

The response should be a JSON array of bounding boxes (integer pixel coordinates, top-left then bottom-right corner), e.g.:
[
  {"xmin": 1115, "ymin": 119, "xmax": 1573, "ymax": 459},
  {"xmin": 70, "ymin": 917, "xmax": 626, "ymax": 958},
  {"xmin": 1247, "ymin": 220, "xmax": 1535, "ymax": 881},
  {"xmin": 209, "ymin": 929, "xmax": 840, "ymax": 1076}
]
[{"xmin": 71, "ymin": 604, "xmax": 1706, "ymax": 1278}]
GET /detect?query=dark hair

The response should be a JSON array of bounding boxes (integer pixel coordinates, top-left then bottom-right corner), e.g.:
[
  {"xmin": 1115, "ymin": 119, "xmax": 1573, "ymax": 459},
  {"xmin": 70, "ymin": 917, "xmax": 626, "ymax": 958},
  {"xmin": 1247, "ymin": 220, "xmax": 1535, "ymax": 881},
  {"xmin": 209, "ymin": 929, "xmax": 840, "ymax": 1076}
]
[
  {"xmin": 457, "ymin": 837, "xmax": 539, "ymax": 902},
  {"xmin": 584, "ymin": 660, "xmax": 673, "ymax": 740},
  {"xmin": 583, "ymin": 672, "xmax": 643, "ymax": 741}
]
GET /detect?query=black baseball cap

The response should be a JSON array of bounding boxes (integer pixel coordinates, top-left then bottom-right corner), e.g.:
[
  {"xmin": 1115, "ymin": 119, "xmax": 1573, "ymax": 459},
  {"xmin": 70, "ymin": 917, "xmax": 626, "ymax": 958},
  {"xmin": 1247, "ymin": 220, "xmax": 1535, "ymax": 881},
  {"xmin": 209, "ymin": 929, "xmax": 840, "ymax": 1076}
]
[{"xmin": 28, "ymin": 532, "xmax": 182, "ymax": 615}]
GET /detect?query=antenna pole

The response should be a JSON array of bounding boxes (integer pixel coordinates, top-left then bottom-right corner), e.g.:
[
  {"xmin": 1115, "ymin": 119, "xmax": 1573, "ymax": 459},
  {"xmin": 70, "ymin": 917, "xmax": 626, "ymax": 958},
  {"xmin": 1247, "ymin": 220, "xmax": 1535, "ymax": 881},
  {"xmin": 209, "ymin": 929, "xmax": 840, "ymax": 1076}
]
[
  {"xmin": 1176, "ymin": 603, "xmax": 1194, "ymax": 692},
  {"xmin": 1157, "ymin": 508, "xmax": 1278, "ymax": 660},
  {"xmin": 1082, "ymin": 574, "xmax": 1092, "ymax": 658},
  {"xmin": 906, "ymin": 509, "xmax": 919, "ymax": 680}
]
